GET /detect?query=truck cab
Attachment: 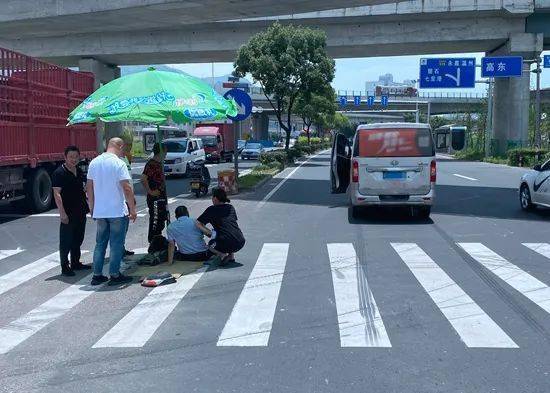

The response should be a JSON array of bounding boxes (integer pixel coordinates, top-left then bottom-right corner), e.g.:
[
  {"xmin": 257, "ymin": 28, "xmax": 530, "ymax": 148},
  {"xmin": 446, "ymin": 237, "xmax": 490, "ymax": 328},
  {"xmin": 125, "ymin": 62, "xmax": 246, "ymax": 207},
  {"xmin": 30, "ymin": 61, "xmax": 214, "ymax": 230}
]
[{"xmin": 193, "ymin": 123, "xmax": 235, "ymax": 163}]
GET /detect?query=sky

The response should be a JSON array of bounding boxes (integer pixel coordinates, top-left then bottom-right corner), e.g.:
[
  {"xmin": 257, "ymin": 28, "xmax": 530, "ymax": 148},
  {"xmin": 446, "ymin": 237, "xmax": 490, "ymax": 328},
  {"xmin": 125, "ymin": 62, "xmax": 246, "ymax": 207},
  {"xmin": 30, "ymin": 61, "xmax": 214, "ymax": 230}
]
[{"xmin": 169, "ymin": 50, "xmax": 550, "ymax": 95}]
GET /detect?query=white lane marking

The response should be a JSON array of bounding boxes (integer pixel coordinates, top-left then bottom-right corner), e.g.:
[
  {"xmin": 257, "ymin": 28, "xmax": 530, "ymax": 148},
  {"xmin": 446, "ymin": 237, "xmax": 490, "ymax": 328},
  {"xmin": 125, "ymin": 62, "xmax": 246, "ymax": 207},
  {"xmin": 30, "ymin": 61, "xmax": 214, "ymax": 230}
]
[
  {"xmin": 453, "ymin": 174, "xmax": 478, "ymax": 181},
  {"xmin": 392, "ymin": 243, "xmax": 517, "ymax": 348},
  {"xmin": 0, "ymin": 274, "xmax": 100, "ymax": 354},
  {"xmin": 327, "ymin": 243, "xmax": 391, "ymax": 347},
  {"xmin": 217, "ymin": 243, "xmax": 289, "ymax": 346},
  {"xmin": 0, "ymin": 252, "xmax": 60, "ymax": 296},
  {"xmin": 257, "ymin": 151, "xmax": 327, "ymax": 208},
  {"xmin": 523, "ymin": 243, "xmax": 550, "ymax": 260},
  {"xmin": 0, "ymin": 248, "xmax": 24, "ymax": 261},
  {"xmin": 93, "ymin": 267, "xmax": 207, "ymax": 348},
  {"xmin": 167, "ymin": 198, "xmax": 178, "ymax": 204},
  {"xmin": 458, "ymin": 243, "xmax": 550, "ymax": 315}
]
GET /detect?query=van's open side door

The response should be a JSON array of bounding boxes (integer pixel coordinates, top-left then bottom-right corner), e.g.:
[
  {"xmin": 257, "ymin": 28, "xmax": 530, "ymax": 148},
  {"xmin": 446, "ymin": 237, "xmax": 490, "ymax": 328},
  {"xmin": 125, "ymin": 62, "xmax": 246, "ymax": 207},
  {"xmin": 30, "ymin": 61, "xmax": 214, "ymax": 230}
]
[{"xmin": 330, "ymin": 133, "xmax": 351, "ymax": 194}]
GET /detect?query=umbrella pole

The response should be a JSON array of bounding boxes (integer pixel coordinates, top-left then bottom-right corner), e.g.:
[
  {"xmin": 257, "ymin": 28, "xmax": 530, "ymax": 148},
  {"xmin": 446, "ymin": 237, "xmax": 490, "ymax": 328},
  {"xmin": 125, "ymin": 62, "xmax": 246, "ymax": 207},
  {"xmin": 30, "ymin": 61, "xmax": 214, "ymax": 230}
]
[{"xmin": 156, "ymin": 124, "xmax": 164, "ymax": 155}]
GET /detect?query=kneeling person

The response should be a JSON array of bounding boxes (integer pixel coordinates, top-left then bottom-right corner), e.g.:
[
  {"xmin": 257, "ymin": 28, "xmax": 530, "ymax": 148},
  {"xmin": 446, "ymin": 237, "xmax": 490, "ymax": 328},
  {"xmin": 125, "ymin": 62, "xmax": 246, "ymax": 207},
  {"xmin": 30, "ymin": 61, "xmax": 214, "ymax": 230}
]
[{"xmin": 167, "ymin": 206, "xmax": 212, "ymax": 264}]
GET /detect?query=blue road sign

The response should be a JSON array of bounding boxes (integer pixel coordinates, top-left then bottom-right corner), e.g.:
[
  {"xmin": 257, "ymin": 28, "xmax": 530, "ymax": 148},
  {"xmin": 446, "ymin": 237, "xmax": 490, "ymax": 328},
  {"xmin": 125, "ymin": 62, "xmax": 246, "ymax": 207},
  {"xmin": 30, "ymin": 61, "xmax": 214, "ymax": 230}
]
[
  {"xmin": 339, "ymin": 95, "xmax": 347, "ymax": 107},
  {"xmin": 381, "ymin": 95, "xmax": 389, "ymax": 107},
  {"xmin": 367, "ymin": 95, "xmax": 375, "ymax": 107},
  {"xmin": 419, "ymin": 58, "xmax": 476, "ymax": 88},
  {"xmin": 544, "ymin": 55, "xmax": 550, "ymax": 69},
  {"xmin": 481, "ymin": 56, "xmax": 523, "ymax": 77},
  {"xmin": 223, "ymin": 88, "xmax": 252, "ymax": 121},
  {"xmin": 353, "ymin": 96, "xmax": 361, "ymax": 106}
]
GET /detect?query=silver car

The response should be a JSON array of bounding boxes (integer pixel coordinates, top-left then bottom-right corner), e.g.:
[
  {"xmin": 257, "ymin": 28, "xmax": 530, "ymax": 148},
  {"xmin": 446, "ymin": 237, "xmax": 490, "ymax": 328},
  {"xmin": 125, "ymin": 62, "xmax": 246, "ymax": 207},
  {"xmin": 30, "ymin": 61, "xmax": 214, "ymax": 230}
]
[
  {"xmin": 331, "ymin": 122, "xmax": 436, "ymax": 218},
  {"xmin": 519, "ymin": 159, "xmax": 550, "ymax": 210}
]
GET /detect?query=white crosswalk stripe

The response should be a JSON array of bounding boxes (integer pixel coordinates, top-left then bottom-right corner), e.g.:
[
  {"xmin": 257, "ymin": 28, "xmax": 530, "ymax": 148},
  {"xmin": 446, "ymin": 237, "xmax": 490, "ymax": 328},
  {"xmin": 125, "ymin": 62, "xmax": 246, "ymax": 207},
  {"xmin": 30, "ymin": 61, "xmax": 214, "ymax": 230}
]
[
  {"xmin": 392, "ymin": 243, "xmax": 517, "ymax": 348},
  {"xmin": 458, "ymin": 243, "xmax": 550, "ymax": 315},
  {"xmin": 327, "ymin": 243, "xmax": 391, "ymax": 347},
  {"xmin": 0, "ymin": 275, "xmax": 100, "ymax": 354},
  {"xmin": 0, "ymin": 248, "xmax": 24, "ymax": 261},
  {"xmin": 217, "ymin": 243, "xmax": 289, "ymax": 346},
  {"xmin": 0, "ymin": 251, "xmax": 60, "ymax": 296},
  {"xmin": 93, "ymin": 266, "xmax": 207, "ymax": 348},
  {"xmin": 522, "ymin": 243, "xmax": 550, "ymax": 260}
]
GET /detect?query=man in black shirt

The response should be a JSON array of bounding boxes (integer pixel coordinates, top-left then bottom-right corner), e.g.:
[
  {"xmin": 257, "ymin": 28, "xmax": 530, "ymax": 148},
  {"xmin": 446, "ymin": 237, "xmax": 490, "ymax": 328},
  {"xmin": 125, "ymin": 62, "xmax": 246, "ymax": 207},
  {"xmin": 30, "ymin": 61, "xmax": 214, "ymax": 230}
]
[
  {"xmin": 197, "ymin": 188, "xmax": 245, "ymax": 266},
  {"xmin": 52, "ymin": 145, "xmax": 91, "ymax": 276}
]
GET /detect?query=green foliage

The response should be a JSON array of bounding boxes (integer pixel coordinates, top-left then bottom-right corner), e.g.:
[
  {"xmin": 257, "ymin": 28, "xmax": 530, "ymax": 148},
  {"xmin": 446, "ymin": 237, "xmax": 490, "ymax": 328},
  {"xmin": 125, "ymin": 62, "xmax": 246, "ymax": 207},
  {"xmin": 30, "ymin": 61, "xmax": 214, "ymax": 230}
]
[
  {"xmin": 234, "ymin": 22, "xmax": 335, "ymax": 150},
  {"xmin": 453, "ymin": 149, "xmax": 484, "ymax": 161},
  {"xmin": 131, "ymin": 141, "xmax": 146, "ymax": 158},
  {"xmin": 507, "ymin": 148, "xmax": 549, "ymax": 167},
  {"xmin": 294, "ymin": 86, "xmax": 337, "ymax": 141}
]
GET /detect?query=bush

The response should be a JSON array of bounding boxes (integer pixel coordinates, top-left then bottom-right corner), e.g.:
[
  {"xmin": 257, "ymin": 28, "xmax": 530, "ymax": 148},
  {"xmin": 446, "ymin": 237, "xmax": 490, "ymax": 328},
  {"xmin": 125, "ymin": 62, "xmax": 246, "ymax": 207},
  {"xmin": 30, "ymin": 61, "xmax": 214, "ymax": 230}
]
[
  {"xmin": 454, "ymin": 149, "xmax": 484, "ymax": 161},
  {"xmin": 507, "ymin": 148, "xmax": 548, "ymax": 167}
]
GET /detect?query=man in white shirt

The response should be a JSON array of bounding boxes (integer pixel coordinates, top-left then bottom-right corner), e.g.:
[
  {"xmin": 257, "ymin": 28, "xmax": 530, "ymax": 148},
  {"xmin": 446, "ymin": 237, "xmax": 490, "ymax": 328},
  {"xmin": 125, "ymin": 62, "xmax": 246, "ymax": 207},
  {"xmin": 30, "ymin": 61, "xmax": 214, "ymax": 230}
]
[{"xmin": 86, "ymin": 137, "xmax": 137, "ymax": 286}]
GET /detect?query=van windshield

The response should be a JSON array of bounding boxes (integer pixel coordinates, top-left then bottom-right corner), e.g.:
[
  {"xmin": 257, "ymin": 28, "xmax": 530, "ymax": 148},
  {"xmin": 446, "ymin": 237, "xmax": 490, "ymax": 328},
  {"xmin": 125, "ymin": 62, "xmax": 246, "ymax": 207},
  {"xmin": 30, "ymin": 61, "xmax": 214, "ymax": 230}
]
[
  {"xmin": 163, "ymin": 140, "xmax": 188, "ymax": 153},
  {"xmin": 353, "ymin": 128, "xmax": 434, "ymax": 157}
]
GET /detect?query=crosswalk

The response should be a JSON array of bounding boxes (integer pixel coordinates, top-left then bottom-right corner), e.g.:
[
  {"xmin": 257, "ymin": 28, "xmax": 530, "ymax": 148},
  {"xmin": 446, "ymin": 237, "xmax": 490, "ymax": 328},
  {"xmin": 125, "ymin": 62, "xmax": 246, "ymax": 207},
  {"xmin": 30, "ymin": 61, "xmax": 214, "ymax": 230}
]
[{"xmin": 1, "ymin": 241, "xmax": 550, "ymax": 355}]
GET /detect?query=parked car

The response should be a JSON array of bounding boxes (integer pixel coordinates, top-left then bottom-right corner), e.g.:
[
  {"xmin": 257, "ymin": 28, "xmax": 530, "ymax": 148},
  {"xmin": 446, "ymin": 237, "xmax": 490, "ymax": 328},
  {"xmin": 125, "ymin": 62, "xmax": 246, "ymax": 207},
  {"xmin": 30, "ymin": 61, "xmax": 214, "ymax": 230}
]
[
  {"xmin": 331, "ymin": 122, "xmax": 436, "ymax": 218},
  {"xmin": 237, "ymin": 140, "xmax": 246, "ymax": 154},
  {"xmin": 519, "ymin": 160, "xmax": 550, "ymax": 210},
  {"xmin": 240, "ymin": 142, "xmax": 265, "ymax": 160},
  {"xmin": 162, "ymin": 138, "xmax": 205, "ymax": 176}
]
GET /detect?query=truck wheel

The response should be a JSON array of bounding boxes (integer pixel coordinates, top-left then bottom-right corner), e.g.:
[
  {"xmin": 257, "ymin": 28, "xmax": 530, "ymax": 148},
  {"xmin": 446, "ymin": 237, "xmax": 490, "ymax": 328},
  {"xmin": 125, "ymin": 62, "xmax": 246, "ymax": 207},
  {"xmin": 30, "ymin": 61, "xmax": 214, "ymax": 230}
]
[{"xmin": 25, "ymin": 168, "xmax": 52, "ymax": 213}]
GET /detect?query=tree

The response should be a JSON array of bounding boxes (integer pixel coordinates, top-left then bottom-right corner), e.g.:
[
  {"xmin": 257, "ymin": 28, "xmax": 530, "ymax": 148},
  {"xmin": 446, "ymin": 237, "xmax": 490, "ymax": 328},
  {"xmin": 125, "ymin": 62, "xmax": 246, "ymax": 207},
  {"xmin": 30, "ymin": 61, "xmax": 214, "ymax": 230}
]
[
  {"xmin": 294, "ymin": 86, "xmax": 337, "ymax": 144},
  {"xmin": 234, "ymin": 22, "xmax": 335, "ymax": 150}
]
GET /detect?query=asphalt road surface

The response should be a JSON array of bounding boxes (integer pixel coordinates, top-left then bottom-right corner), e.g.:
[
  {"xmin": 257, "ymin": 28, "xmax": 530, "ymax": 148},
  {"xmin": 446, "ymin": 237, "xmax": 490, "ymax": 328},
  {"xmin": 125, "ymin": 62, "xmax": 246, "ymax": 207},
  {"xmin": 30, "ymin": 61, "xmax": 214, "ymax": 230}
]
[{"xmin": 1, "ymin": 153, "xmax": 550, "ymax": 393}]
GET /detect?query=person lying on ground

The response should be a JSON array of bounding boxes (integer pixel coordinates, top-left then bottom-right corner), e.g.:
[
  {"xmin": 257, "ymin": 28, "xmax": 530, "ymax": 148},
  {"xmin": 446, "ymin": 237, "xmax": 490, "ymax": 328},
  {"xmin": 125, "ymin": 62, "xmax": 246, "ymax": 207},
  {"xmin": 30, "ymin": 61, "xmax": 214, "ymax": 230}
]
[
  {"xmin": 196, "ymin": 188, "xmax": 245, "ymax": 266},
  {"xmin": 167, "ymin": 205, "xmax": 213, "ymax": 265}
]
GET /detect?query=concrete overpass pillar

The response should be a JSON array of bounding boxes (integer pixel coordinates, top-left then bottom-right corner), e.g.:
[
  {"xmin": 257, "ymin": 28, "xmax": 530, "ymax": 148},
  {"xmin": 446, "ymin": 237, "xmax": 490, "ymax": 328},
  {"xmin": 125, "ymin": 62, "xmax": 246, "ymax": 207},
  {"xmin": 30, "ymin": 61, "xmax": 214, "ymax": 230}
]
[
  {"xmin": 252, "ymin": 113, "xmax": 269, "ymax": 140},
  {"xmin": 490, "ymin": 33, "xmax": 543, "ymax": 155},
  {"xmin": 78, "ymin": 58, "xmax": 122, "ymax": 152}
]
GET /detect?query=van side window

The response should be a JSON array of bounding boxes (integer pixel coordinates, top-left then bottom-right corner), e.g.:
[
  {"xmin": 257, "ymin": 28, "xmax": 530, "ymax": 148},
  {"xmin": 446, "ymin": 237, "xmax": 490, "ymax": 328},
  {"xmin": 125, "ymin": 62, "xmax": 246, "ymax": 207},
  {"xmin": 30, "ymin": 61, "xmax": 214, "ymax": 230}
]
[{"xmin": 188, "ymin": 142, "xmax": 194, "ymax": 152}]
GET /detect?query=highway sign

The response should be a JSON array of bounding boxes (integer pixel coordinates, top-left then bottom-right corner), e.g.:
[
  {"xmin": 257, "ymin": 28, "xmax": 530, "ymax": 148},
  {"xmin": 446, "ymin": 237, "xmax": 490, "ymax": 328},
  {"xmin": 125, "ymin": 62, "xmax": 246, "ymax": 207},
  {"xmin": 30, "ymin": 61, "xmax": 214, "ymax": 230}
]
[
  {"xmin": 222, "ymin": 82, "xmax": 250, "ymax": 91},
  {"xmin": 481, "ymin": 56, "xmax": 523, "ymax": 77},
  {"xmin": 381, "ymin": 95, "xmax": 389, "ymax": 107},
  {"xmin": 224, "ymin": 88, "xmax": 252, "ymax": 121},
  {"xmin": 367, "ymin": 95, "xmax": 375, "ymax": 107},
  {"xmin": 419, "ymin": 58, "xmax": 476, "ymax": 88},
  {"xmin": 353, "ymin": 96, "xmax": 361, "ymax": 106},
  {"xmin": 339, "ymin": 96, "xmax": 347, "ymax": 107},
  {"xmin": 544, "ymin": 55, "xmax": 550, "ymax": 68}
]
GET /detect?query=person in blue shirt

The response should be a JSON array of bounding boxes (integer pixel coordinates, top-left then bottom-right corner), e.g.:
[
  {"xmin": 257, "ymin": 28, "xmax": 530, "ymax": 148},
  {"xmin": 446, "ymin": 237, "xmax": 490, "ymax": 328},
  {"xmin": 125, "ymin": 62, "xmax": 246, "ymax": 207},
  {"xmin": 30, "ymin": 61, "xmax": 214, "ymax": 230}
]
[{"xmin": 167, "ymin": 205, "xmax": 213, "ymax": 264}]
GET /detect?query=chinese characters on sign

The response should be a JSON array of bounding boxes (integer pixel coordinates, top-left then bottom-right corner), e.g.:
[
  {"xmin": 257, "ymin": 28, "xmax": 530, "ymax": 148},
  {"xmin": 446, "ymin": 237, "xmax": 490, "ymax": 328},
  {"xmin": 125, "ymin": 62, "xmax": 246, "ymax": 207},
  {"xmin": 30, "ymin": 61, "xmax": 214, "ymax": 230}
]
[
  {"xmin": 419, "ymin": 58, "xmax": 476, "ymax": 88},
  {"xmin": 481, "ymin": 56, "xmax": 523, "ymax": 78}
]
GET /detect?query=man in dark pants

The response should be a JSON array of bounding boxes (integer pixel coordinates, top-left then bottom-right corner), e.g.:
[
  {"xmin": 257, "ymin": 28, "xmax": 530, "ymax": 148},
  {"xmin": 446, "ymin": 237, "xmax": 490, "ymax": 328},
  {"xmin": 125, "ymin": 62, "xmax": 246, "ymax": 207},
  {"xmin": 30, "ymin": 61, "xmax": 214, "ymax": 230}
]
[
  {"xmin": 141, "ymin": 143, "xmax": 168, "ymax": 244},
  {"xmin": 52, "ymin": 145, "xmax": 91, "ymax": 276}
]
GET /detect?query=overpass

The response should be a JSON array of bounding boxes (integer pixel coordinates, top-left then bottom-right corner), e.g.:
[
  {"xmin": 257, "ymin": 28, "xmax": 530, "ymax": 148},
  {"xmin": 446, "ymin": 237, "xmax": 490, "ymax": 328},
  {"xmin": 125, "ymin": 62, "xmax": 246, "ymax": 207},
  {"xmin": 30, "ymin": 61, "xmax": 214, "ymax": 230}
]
[{"xmin": 0, "ymin": 0, "xmax": 548, "ymax": 153}]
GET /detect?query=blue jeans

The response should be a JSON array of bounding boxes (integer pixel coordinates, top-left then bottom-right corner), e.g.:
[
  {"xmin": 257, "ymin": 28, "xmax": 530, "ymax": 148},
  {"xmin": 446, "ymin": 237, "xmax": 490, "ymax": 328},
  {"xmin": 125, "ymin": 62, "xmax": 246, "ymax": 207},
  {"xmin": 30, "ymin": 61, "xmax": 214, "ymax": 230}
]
[{"xmin": 92, "ymin": 217, "xmax": 129, "ymax": 277}]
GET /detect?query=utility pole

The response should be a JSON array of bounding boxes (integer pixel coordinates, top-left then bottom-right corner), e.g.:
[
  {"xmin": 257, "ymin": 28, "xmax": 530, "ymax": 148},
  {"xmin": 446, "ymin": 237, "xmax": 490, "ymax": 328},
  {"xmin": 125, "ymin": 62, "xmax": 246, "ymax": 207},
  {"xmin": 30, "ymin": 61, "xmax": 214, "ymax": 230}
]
[
  {"xmin": 485, "ymin": 78, "xmax": 494, "ymax": 157},
  {"xmin": 532, "ymin": 57, "xmax": 542, "ymax": 148}
]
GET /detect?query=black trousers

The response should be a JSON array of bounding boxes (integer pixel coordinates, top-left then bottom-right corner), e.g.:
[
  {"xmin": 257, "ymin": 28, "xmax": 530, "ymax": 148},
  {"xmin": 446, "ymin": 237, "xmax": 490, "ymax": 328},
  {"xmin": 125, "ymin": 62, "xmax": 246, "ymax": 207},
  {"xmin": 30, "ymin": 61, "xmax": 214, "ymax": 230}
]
[
  {"xmin": 174, "ymin": 250, "xmax": 213, "ymax": 262},
  {"xmin": 59, "ymin": 215, "xmax": 87, "ymax": 267},
  {"xmin": 147, "ymin": 198, "xmax": 168, "ymax": 243}
]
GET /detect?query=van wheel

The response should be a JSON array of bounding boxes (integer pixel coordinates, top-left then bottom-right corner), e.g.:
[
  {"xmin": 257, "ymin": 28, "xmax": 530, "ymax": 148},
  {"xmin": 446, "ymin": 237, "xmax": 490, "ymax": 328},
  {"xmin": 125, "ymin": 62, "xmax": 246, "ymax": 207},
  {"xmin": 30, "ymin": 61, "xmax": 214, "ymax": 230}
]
[
  {"xmin": 417, "ymin": 206, "xmax": 431, "ymax": 219},
  {"xmin": 351, "ymin": 206, "xmax": 362, "ymax": 218},
  {"xmin": 25, "ymin": 168, "xmax": 52, "ymax": 213}
]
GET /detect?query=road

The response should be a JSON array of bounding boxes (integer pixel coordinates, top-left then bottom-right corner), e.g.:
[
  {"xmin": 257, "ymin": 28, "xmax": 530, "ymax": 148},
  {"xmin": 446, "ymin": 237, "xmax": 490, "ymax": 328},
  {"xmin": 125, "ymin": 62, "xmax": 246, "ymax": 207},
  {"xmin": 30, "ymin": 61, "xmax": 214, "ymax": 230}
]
[{"xmin": 1, "ymin": 153, "xmax": 550, "ymax": 392}]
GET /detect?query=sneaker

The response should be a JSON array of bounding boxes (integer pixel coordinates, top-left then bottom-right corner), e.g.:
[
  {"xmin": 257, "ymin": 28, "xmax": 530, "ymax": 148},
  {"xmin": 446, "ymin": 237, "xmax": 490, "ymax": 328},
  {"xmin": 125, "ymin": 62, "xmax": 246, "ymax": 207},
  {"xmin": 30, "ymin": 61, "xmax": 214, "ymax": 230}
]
[
  {"xmin": 124, "ymin": 249, "xmax": 135, "ymax": 256},
  {"xmin": 204, "ymin": 255, "xmax": 222, "ymax": 268},
  {"xmin": 61, "ymin": 267, "xmax": 75, "ymax": 277},
  {"xmin": 72, "ymin": 262, "xmax": 92, "ymax": 270},
  {"xmin": 108, "ymin": 273, "xmax": 133, "ymax": 286},
  {"xmin": 91, "ymin": 275, "xmax": 109, "ymax": 286}
]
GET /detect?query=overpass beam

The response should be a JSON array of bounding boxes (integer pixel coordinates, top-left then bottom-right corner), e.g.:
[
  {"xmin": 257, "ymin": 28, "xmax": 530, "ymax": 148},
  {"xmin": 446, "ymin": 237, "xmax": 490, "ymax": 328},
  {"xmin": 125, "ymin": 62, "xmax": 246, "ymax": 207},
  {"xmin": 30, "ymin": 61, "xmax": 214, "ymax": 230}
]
[
  {"xmin": 78, "ymin": 58, "xmax": 122, "ymax": 151},
  {"xmin": 490, "ymin": 33, "xmax": 543, "ymax": 155}
]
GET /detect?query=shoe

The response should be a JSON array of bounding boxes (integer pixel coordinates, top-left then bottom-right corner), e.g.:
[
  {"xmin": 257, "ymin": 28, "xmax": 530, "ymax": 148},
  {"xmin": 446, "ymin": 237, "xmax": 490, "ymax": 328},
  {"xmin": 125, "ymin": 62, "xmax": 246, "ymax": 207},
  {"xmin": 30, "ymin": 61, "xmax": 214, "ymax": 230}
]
[
  {"xmin": 108, "ymin": 273, "xmax": 133, "ymax": 286},
  {"xmin": 204, "ymin": 255, "xmax": 222, "ymax": 268},
  {"xmin": 72, "ymin": 262, "xmax": 92, "ymax": 270},
  {"xmin": 91, "ymin": 275, "xmax": 109, "ymax": 286},
  {"xmin": 124, "ymin": 249, "xmax": 135, "ymax": 256},
  {"xmin": 220, "ymin": 258, "xmax": 236, "ymax": 267},
  {"xmin": 61, "ymin": 267, "xmax": 75, "ymax": 277}
]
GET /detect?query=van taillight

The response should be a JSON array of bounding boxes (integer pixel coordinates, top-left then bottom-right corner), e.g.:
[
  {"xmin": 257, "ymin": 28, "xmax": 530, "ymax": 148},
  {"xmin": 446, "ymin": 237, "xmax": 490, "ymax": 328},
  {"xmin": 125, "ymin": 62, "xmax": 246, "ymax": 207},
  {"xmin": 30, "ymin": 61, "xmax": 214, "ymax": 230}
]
[
  {"xmin": 352, "ymin": 160, "xmax": 359, "ymax": 183},
  {"xmin": 430, "ymin": 160, "xmax": 436, "ymax": 183}
]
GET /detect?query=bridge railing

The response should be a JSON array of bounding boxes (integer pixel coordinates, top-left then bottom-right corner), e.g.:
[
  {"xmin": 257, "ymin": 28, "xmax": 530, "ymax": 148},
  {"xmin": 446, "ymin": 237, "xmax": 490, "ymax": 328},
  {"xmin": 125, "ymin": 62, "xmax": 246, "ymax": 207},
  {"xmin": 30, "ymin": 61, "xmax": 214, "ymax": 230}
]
[{"xmin": 336, "ymin": 90, "xmax": 488, "ymax": 100}]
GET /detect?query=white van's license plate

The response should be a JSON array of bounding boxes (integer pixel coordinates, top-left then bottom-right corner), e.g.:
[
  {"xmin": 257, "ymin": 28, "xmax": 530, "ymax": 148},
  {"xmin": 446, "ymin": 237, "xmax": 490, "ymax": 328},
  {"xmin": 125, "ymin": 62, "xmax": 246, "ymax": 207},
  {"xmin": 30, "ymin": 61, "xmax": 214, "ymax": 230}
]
[{"xmin": 383, "ymin": 171, "xmax": 405, "ymax": 180}]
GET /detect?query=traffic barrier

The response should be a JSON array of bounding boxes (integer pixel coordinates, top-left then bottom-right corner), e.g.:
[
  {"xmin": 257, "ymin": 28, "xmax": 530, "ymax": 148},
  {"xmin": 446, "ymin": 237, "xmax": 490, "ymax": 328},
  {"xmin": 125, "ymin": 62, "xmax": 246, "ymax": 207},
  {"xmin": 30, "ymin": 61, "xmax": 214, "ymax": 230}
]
[{"xmin": 217, "ymin": 169, "xmax": 238, "ymax": 195}]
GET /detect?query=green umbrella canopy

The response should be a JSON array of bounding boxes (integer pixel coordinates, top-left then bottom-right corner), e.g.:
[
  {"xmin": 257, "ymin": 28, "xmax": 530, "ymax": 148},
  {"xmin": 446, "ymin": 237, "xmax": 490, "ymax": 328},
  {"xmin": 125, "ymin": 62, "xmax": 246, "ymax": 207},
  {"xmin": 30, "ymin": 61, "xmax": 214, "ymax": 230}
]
[{"xmin": 68, "ymin": 68, "xmax": 238, "ymax": 125}]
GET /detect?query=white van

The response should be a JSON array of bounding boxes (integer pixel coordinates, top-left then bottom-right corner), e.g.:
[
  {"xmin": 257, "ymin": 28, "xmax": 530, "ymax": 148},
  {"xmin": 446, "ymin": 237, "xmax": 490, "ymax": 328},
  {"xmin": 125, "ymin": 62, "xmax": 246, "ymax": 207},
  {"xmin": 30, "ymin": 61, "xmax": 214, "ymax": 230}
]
[
  {"xmin": 162, "ymin": 137, "xmax": 205, "ymax": 176},
  {"xmin": 331, "ymin": 123, "xmax": 436, "ymax": 218}
]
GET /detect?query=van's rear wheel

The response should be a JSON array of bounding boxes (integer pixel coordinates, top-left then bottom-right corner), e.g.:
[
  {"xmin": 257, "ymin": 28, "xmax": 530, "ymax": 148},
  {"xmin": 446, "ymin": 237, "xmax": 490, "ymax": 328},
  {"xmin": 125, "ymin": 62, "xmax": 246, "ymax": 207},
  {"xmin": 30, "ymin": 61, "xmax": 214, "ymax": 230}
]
[
  {"xmin": 351, "ymin": 206, "xmax": 362, "ymax": 218},
  {"xmin": 417, "ymin": 206, "xmax": 431, "ymax": 219},
  {"xmin": 25, "ymin": 168, "xmax": 52, "ymax": 213}
]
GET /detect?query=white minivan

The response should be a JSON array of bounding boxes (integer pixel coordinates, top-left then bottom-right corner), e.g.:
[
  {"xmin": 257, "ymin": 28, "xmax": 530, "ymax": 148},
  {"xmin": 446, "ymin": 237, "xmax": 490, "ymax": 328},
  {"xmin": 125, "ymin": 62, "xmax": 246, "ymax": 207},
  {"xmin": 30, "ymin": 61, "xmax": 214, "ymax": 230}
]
[
  {"xmin": 331, "ymin": 123, "xmax": 436, "ymax": 218},
  {"xmin": 162, "ymin": 137, "xmax": 205, "ymax": 176}
]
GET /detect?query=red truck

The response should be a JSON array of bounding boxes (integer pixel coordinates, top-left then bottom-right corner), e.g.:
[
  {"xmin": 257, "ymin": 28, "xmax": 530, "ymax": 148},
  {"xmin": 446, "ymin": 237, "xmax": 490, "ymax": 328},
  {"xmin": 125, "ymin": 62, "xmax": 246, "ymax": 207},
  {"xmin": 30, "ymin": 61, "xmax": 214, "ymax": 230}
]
[
  {"xmin": 193, "ymin": 123, "xmax": 235, "ymax": 163},
  {"xmin": 0, "ymin": 47, "xmax": 97, "ymax": 212}
]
